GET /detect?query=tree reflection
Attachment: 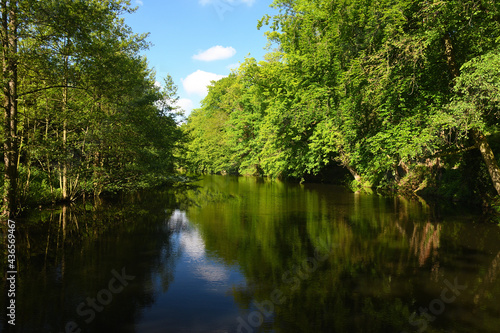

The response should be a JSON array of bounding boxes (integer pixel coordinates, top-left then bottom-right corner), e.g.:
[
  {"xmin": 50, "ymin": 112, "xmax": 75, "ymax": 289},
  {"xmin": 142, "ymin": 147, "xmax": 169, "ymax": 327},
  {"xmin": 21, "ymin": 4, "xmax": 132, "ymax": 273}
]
[
  {"xmin": 0, "ymin": 189, "xmax": 184, "ymax": 333},
  {"xmin": 1, "ymin": 177, "xmax": 499, "ymax": 333},
  {"xmin": 184, "ymin": 176, "xmax": 500, "ymax": 333},
  {"xmin": 410, "ymin": 222, "xmax": 441, "ymax": 268}
]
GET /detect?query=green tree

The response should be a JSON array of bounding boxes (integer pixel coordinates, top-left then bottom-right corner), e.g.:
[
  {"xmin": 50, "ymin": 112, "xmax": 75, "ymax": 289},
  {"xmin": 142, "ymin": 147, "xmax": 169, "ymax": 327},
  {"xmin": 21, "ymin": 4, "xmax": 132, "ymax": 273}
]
[
  {"xmin": 1, "ymin": 0, "xmax": 20, "ymax": 217},
  {"xmin": 184, "ymin": 75, "xmax": 240, "ymax": 174},
  {"xmin": 2, "ymin": 0, "xmax": 183, "ymax": 215},
  {"xmin": 443, "ymin": 51, "xmax": 500, "ymax": 195},
  {"xmin": 184, "ymin": 0, "xmax": 500, "ymax": 201}
]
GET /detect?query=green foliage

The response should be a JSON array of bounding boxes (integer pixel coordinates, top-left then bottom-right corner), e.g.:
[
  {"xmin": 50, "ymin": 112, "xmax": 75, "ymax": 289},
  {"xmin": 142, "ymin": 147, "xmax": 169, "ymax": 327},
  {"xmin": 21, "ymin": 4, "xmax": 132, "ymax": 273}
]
[
  {"xmin": 16, "ymin": 165, "xmax": 61, "ymax": 207},
  {"xmin": 444, "ymin": 51, "xmax": 500, "ymax": 135},
  {"xmin": 182, "ymin": 0, "xmax": 500, "ymax": 204},
  {"xmin": 1, "ymin": 0, "xmax": 184, "ymax": 210}
]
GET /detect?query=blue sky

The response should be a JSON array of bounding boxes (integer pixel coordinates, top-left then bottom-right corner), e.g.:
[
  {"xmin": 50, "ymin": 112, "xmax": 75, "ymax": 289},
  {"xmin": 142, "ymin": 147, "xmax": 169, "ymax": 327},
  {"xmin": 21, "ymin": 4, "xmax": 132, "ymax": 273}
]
[{"xmin": 123, "ymin": 0, "xmax": 278, "ymax": 116}]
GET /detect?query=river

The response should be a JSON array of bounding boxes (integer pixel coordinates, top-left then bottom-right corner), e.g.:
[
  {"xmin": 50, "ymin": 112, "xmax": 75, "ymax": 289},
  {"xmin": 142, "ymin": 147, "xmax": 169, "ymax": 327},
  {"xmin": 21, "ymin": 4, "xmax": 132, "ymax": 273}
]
[{"xmin": 1, "ymin": 175, "xmax": 499, "ymax": 332}]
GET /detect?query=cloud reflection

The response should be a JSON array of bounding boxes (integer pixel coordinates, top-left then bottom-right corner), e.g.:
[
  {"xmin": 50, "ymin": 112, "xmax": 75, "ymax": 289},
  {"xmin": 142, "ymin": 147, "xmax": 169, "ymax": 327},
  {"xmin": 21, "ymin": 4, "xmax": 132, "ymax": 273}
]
[{"xmin": 167, "ymin": 210, "xmax": 230, "ymax": 284}]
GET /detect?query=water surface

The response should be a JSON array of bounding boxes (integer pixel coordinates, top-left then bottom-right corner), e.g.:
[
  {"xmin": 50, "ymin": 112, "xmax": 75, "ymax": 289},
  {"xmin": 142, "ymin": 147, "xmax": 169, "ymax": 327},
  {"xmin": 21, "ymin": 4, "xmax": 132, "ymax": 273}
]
[{"xmin": 1, "ymin": 175, "xmax": 499, "ymax": 332}]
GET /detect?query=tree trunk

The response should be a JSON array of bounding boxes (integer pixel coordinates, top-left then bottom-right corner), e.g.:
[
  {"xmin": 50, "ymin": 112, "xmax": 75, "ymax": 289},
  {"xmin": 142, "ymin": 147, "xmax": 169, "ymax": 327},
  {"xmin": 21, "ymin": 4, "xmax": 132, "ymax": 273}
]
[
  {"xmin": 1, "ymin": 0, "xmax": 19, "ymax": 218},
  {"xmin": 347, "ymin": 165, "xmax": 362, "ymax": 182},
  {"xmin": 472, "ymin": 130, "xmax": 500, "ymax": 196},
  {"xmin": 62, "ymin": 108, "xmax": 68, "ymax": 200},
  {"xmin": 61, "ymin": 46, "xmax": 69, "ymax": 201},
  {"xmin": 443, "ymin": 32, "xmax": 460, "ymax": 80}
]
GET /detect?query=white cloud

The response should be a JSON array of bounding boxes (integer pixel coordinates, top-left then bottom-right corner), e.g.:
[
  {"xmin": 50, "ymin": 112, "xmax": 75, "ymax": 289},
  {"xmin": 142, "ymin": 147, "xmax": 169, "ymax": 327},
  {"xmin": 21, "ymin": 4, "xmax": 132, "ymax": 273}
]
[
  {"xmin": 176, "ymin": 98, "xmax": 194, "ymax": 115},
  {"xmin": 154, "ymin": 81, "xmax": 162, "ymax": 88},
  {"xmin": 226, "ymin": 63, "xmax": 240, "ymax": 71},
  {"xmin": 135, "ymin": 0, "xmax": 143, "ymax": 6},
  {"xmin": 192, "ymin": 45, "xmax": 236, "ymax": 62},
  {"xmin": 181, "ymin": 70, "xmax": 226, "ymax": 97}
]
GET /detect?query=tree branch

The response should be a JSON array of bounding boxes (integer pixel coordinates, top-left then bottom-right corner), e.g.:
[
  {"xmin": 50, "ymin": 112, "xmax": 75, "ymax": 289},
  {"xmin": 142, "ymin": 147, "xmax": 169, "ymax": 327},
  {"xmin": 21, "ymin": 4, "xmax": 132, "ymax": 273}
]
[{"xmin": 427, "ymin": 145, "xmax": 477, "ymax": 159}]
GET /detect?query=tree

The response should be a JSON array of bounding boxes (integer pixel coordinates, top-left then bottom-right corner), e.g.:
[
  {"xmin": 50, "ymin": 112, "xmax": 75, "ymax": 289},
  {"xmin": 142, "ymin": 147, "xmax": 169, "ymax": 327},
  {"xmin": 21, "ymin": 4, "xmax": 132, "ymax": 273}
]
[
  {"xmin": 1, "ymin": 0, "xmax": 19, "ymax": 217},
  {"xmin": 184, "ymin": 76, "xmax": 236, "ymax": 174},
  {"xmin": 258, "ymin": 0, "xmax": 500, "ymax": 190},
  {"xmin": 184, "ymin": 0, "xmax": 500, "ymax": 201},
  {"xmin": 2, "ymin": 0, "xmax": 183, "ymax": 216},
  {"xmin": 444, "ymin": 51, "xmax": 500, "ymax": 195}
]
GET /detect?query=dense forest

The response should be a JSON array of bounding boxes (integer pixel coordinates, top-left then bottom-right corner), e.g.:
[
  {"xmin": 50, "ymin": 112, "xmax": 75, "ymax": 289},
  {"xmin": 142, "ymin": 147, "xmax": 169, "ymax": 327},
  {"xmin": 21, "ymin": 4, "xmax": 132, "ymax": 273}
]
[
  {"xmin": 1, "ymin": 0, "xmax": 183, "ymax": 217},
  {"xmin": 184, "ymin": 0, "xmax": 500, "ymax": 208}
]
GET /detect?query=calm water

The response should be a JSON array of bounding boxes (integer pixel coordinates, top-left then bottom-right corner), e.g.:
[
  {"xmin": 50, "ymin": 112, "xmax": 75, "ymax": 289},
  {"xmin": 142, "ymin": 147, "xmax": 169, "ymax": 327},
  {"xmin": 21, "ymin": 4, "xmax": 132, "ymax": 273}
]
[{"xmin": 1, "ymin": 175, "xmax": 500, "ymax": 333}]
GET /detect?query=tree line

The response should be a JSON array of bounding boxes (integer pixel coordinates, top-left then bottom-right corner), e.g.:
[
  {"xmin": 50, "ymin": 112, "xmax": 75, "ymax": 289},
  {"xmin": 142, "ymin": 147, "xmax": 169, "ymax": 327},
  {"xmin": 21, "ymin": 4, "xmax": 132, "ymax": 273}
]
[
  {"xmin": 183, "ymin": 0, "xmax": 500, "ymax": 206},
  {"xmin": 1, "ymin": 0, "xmax": 183, "ymax": 218}
]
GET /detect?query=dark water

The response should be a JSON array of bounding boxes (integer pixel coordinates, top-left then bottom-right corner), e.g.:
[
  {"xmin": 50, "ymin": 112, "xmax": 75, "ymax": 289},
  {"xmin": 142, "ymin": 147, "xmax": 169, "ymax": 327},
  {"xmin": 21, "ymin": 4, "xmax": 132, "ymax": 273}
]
[{"xmin": 1, "ymin": 175, "xmax": 500, "ymax": 333}]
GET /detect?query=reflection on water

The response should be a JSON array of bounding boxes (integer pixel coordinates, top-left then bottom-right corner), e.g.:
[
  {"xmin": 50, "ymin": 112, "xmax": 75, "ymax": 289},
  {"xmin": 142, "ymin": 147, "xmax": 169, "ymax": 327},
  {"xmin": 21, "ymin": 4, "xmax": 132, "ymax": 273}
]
[
  {"xmin": 168, "ymin": 209, "xmax": 240, "ymax": 285},
  {"xmin": 136, "ymin": 209, "xmax": 245, "ymax": 333},
  {"xmin": 0, "ymin": 175, "xmax": 499, "ymax": 333}
]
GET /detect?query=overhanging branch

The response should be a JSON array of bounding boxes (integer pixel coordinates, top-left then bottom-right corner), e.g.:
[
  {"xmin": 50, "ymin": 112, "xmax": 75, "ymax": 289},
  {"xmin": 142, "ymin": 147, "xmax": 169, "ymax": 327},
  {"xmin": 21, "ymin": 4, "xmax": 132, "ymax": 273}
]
[{"xmin": 428, "ymin": 145, "xmax": 477, "ymax": 159}]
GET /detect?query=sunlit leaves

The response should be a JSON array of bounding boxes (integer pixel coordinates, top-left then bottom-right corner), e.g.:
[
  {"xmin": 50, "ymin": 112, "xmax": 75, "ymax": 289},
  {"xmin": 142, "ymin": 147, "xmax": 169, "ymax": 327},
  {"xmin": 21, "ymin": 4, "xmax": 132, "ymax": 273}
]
[{"xmin": 5, "ymin": 0, "xmax": 183, "ymax": 206}]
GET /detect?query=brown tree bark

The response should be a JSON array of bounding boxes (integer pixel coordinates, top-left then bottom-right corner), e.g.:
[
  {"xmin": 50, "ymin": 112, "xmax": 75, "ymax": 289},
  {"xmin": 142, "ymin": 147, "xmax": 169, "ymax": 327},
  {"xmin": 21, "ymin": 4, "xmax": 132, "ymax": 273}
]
[{"xmin": 472, "ymin": 130, "xmax": 500, "ymax": 196}]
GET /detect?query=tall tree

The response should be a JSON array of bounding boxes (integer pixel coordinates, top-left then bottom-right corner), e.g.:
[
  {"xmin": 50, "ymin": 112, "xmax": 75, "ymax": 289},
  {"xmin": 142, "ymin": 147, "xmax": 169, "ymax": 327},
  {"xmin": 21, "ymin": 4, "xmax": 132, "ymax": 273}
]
[
  {"xmin": 1, "ymin": 0, "xmax": 19, "ymax": 217},
  {"xmin": 2, "ymin": 0, "xmax": 183, "ymax": 216}
]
